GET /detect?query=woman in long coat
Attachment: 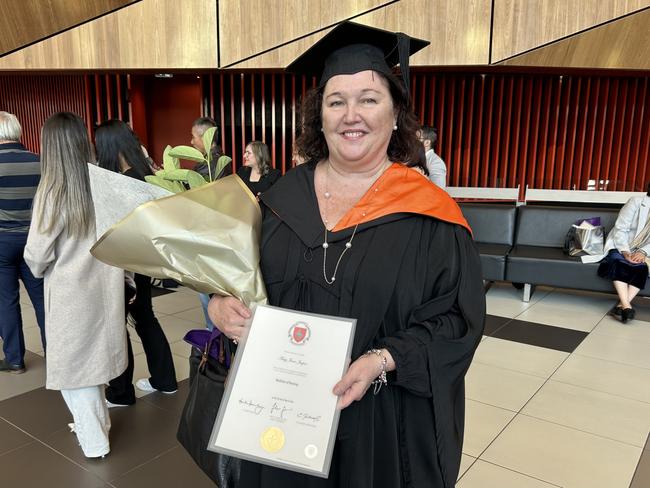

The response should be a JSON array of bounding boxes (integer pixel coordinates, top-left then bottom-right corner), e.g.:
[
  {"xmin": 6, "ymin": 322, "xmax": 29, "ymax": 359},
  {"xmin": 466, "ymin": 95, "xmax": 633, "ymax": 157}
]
[{"xmin": 24, "ymin": 112, "xmax": 127, "ymax": 458}]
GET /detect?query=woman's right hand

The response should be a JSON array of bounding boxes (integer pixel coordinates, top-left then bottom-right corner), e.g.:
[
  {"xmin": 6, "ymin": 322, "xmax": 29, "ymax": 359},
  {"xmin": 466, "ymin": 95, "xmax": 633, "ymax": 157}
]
[
  {"xmin": 623, "ymin": 251, "xmax": 646, "ymax": 264},
  {"xmin": 207, "ymin": 295, "xmax": 251, "ymax": 342}
]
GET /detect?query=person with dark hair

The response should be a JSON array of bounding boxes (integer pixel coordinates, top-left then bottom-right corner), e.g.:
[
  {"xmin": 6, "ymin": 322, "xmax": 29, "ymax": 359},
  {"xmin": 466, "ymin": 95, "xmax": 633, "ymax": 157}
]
[
  {"xmin": 95, "ymin": 119, "xmax": 177, "ymax": 406},
  {"xmin": 207, "ymin": 22, "xmax": 484, "ymax": 488},
  {"xmin": 190, "ymin": 116, "xmax": 231, "ymax": 180},
  {"xmin": 419, "ymin": 125, "xmax": 447, "ymax": 188},
  {"xmin": 237, "ymin": 141, "xmax": 281, "ymax": 197},
  {"xmin": 25, "ymin": 112, "xmax": 127, "ymax": 458},
  {"xmin": 0, "ymin": 111, "xmax": 46, "ymax": 374},
  {"xmin": 598, "ymin": 183, "xmax": 650, "ymax": 323}
]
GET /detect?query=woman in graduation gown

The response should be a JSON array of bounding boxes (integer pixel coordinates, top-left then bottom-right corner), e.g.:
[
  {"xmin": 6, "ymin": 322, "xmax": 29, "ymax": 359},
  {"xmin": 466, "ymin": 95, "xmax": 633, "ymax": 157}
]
[{"xmin": 208, "ymin": 22, "xmax": 485, "ymax": 488}]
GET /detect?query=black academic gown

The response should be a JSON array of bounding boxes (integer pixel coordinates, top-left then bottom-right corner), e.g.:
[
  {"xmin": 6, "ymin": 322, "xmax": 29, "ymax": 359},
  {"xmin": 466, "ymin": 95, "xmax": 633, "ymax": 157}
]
[{"xmin": 239, "ymin": 163, "xmax": 485, "ymax": 488}]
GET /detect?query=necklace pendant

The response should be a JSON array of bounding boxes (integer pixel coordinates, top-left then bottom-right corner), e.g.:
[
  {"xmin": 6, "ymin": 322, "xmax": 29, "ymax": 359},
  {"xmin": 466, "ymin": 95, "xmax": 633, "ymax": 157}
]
[
  {"xmin": 322, "ymin": 242, "xmax": 329, "ymax": 249},
  {"xmin": 345, "ymin": 242, "xmax": 352, "ymax": 249}
]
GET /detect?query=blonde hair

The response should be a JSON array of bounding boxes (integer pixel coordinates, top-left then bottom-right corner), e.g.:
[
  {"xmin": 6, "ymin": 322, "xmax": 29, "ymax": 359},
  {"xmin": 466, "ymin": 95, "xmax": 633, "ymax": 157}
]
[
  {"xmin": 33, "ymin": 112, "xmax": 95, "ymax": 237},
  {"xmin": 0, "ymin": 111, "xmax": 22, "ymax": 141}
]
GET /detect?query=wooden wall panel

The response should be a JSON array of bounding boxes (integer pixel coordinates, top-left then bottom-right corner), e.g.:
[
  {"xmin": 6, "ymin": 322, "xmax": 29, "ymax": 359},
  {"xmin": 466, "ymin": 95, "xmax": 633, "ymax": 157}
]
[
  {"xmin": 218, "ymin": 0, "xmax": 393, "ymax": 67},
  {"xmin": 0, "ymin": 0, "xmax": 216, "ymax": 70},
  {"xmin": 500, "ymin": 8, "xmax": 650, "ymax": 69},
  {"xmin": 229, "ymin": 0, "xmax": 491, "ymax": 68},
  {"xmin": 0, "ymin": 0, "xmax": 138, "ymax": 56},
  {"xmin": 492, "ymin": 0, "xmax": 650, "ymax": 63}
]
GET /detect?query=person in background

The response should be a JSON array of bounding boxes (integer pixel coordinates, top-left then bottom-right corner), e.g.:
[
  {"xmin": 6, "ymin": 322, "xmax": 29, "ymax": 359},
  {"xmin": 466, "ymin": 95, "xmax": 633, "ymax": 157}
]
[
  {"xmin": 0, "ymin": 111, "xmax": 46, "ymax": 374},
  {"xmin": 208, "ymin": 22, "xmax": 484, "ymax": 488},
  {"xmin": 419, "ymin": 126, "xmax": 447, "ymax": 189},
  {"xmin": 95, "ymin": 119, "xmax": 178, "ymax": 405},
  {"xmin": 237, "ymin": 141, "xmax": 281, "ymax": 198},
  {"xmin": 24, "ymin": 112, "xmax": 127, "ymax": 458},
  {"xmin": 598, "ymin": 184, "xmax": 650, "ymax": 323},
  {"xmin": 191, "ymin": 117, "xmax": 233, "ymax": 330},
  {"xmin": 190, "ymin": 117, "xmax": 231, "ymax": 180}
]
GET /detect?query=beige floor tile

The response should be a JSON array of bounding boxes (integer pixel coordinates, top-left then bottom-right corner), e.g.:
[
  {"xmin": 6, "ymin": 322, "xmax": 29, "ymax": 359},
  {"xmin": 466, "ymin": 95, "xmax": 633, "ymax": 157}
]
[
  {"xmin": 169, "ymin": 340, "xmax": 193, "ymax": 359},
  {"xmin": 573, "ymin": 332, "xmax": 650, "ymax": 369},
  {"xmin": 515, "ymin": 303, "xmax": 603, "ymax": 332},
  {"xmin": 552, "ymin": 354, "xmax": 650, "ymax": 403},
  {"xmin": 465, "ymin": 361, "xmax": 546, "ymax": 412},
  {"xmin": 152, "ymin": 292, "xmax": 199, "ymax": 315},
  {"xmin": 171, "ymin": 353, "xmax": 190, "ymax": 382},
  {"xmin": 172, "ymin": 306, "xmax": 208, "ymax": 326},
  {"xmin": 23, "ymin": 325, "xmax": 44, "ymax": 355},
  {"xmin": 522, "ymin": 380, "xmax": 650, "ymax": 447},
  {"xmin": 485, "ymin": 284, "xmax": 550, "ymax": 318},
  {"xmin": 591, "ymin": 315, "xmax": 650, "ymax": 345},
  {"xmin": 482, "ymin": 415, "xmax": 641, "ymax": 488},
  {"xmin": 157, "ymin": 315, "xmax": 202, "ymax": 344},
  {"xmin": 458, "ymin": 454, "xmax": 476, "ymax": 479},
  {"xmin": 457, "ymin": 460, "xmax": 560, "ymax": 488},
  {"xmin": 463, "ymin": 400, "xmax": 515, "ymax": 457},
  {"xmin": 20, "ymin": 306, "xmax": 39, "ymax": 330},
  {"xmin": 473, "ymin": 338, "xmax": 568, "ymax": 378},
  {"xmin": 0, "ymin": 351, "xmax": 46, "ymax": 401}
]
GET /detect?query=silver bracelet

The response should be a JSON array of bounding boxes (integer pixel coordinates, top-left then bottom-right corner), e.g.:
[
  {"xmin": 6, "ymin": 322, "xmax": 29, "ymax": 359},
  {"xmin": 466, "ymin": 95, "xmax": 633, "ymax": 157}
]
[{"xmin": 365, "ymin": 349, "xmax": 388, "ymax": 394}]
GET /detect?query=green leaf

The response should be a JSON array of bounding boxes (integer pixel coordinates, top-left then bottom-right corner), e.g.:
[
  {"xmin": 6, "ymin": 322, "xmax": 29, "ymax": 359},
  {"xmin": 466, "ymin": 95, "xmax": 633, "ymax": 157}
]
[
  {"xmin": 168, "ymin": 145, "xmax": 206, "ymax": 163},
  {"xmin": 144, "ymin": 175, "xmax": 184, "ymax": 193},
  {"xmin": 185, "ymin": 170, "xmax": 207, "ymax": 189},
  {"xmin": 162, "ymin": 145, "xmax": 179, "ymax": 172}
]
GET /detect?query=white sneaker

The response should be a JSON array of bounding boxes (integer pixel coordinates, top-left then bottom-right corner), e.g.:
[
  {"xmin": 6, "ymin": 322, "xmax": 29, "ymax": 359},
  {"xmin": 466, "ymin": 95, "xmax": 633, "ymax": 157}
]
[
  {"xmin": 135, "ymin": 378, "xmax": 177, "ymax": 394},
  {"xmin": 105, "ymin": 399, "xmax": 130, "ymax": 409}
]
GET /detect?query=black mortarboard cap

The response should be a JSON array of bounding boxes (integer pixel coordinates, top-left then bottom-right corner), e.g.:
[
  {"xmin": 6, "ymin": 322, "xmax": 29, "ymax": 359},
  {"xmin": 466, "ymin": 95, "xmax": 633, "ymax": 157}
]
[{"xmin": 286, "ymin": 21, "xmax": 429, "ymax": 95}]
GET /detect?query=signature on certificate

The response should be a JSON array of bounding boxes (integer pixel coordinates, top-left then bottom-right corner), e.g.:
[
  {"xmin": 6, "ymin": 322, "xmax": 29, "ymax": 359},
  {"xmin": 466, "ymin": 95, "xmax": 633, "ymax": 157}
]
[
  {"xmin": 297, "ymin": 412, "xmax": 322, "ymax": 424},
  {"xmin": 278, "ymin": 355, "xmax": 308, "ymax": 367},
  {"xmin": 270, "ymin": 402, "xmax": 293, "ymax": 421},
  {"xmin": 239, "ymin": 398, "xmax": 265, "ymax": 415}
]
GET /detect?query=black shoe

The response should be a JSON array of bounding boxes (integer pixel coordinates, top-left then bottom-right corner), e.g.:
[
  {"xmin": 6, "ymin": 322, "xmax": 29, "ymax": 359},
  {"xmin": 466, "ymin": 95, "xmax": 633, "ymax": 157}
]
[
  {"xmin": 609, "ymin": 305, "xmax": 623, "ymax": 317},
  {"xmin": 621, "ymin": 308, "xmax": 635, "ymax": 324},
  {"xmin": 0, "ymin": 359, "xmax": 26, "ymax": 374}
]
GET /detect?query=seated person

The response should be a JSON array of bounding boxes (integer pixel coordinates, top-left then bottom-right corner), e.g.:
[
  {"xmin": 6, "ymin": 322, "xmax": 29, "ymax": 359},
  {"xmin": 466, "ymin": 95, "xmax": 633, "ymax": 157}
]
[{"xmin": 598, "ymin": 183, "xmax": 650, "ymax": 323}]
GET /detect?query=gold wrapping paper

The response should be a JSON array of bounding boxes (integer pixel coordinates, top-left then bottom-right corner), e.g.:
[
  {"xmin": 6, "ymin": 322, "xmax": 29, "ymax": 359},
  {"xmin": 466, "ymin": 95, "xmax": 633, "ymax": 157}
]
[{"xmin": 90, "ymin": 175, "xmax": 267, "ymax": 306}]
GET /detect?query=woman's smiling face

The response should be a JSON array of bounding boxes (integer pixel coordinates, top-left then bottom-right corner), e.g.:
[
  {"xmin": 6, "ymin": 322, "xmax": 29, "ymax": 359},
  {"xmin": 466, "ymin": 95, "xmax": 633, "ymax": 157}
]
[{"xmin": 321, "ymin": 70, "xmax": 396, "ymax": 166}]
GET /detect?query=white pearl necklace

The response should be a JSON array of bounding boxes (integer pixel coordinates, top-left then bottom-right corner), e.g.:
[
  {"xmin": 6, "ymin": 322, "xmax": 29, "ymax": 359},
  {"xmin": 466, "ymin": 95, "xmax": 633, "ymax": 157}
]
[{"xmin": 321, "ymin": 161, "xmax": 387, "ymax": 285}]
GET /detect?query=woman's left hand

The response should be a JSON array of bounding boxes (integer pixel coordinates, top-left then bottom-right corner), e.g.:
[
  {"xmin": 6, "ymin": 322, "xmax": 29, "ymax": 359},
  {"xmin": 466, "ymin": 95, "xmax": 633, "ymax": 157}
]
[{"xmin": 333, "ymin": 349, "xmax": 395, "ymax": 409}]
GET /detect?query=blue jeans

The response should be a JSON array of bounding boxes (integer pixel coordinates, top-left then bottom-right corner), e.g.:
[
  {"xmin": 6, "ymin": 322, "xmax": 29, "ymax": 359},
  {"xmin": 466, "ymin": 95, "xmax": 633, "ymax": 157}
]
[
  {"xmin": 199, "ymin": 293, "xmax": 215, "ymax": 331},
  {"xmin": 0, "ymin": 232, "xmax": 46, "ymax": 366}
]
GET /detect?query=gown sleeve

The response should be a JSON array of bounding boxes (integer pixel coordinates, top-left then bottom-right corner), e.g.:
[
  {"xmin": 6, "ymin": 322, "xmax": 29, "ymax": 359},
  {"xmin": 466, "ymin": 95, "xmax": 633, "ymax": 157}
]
[{"xmin": 378, "ymin": 223, "xmax": 485, "ymax": 397}]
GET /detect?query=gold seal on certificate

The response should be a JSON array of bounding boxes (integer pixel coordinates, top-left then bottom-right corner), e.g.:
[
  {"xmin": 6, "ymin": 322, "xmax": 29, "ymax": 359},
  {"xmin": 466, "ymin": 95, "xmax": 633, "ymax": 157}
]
[
  {"xmin": 260, "ymin": 427, "xmax": 285, "ymax": 453},
  {"xmin": 208, "ymin": 305, "xmax": 356, "ymax": 478}
]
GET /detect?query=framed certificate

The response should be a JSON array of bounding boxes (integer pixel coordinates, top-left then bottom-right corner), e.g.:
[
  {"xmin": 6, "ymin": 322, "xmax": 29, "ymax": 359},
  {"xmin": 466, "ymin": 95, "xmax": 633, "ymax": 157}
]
[{"xmin": 208, "ymin": 304, "xmax": 356, "ymax": 478}]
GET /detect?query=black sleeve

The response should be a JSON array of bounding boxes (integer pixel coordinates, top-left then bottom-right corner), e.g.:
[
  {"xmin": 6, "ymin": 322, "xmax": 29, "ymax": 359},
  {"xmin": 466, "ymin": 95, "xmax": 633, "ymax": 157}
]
[{"xmin": 378, "ymin": 225, "xmax": 485, "ymax": 397}]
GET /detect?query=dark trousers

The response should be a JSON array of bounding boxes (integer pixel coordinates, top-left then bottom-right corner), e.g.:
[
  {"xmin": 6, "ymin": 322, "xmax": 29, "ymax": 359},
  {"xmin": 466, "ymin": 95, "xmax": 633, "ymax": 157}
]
[
  {"xmin": 0, "ymin": 232, "xmax": 46, "ymax": 366},
  {"xmin": 106, "ymin": 274, "xmax": 177, "ymax": 404}
]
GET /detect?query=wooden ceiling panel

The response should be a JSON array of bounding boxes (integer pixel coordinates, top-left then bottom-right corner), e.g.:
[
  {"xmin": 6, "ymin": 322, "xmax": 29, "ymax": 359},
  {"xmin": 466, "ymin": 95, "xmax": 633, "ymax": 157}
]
[
  {"xmin": 0, "ymin": 0, "xmax": 217, "ymax": 70},
  {"xmin": 228, "ymin": 0, "xmax": 491, "ymax": 68},
  {"xmin": 500, "ymin": 8, "xmax": 650, "ymax": 69},
  {"xmin": 492, "ymin": 0, "xmax": 650, "ymax": 63},
  {"xmin": 218, "ymin": 0, "xmax": 394, "ymax": 67},
  {"xmin": 0, "ymin": 0, "xmax": 139, "ymax": 56}
]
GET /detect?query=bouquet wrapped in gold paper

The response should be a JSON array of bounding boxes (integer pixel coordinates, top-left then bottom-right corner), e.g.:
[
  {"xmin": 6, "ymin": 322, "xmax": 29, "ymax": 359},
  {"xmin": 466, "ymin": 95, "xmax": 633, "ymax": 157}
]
[{"xmin": 90, "ymin": 174, "xmax": 267, "ymax": 307}]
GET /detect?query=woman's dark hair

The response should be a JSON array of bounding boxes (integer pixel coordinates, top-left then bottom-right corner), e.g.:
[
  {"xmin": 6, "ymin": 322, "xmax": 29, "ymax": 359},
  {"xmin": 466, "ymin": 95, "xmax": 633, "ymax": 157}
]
[
  {"xmin": 95, "ymin": 119, "xmax": 152, "ymax": 178},
  {"xmin": 295, "ymin": 70, "xmax": 424, "ymax": 171},
  {"xmin": 646, "ymin": 182, "xmax": 650, "ymax": 195}
]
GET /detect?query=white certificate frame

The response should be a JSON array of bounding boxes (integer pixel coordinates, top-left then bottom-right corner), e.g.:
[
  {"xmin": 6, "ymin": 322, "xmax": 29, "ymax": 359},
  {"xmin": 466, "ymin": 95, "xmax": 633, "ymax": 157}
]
[{"xmin": 207, "ymin": 304, "xmax": 356, "ymax": 478}]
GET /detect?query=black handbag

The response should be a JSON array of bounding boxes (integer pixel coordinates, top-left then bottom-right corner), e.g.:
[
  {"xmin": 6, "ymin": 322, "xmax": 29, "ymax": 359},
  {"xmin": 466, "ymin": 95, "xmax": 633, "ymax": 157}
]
[{"xmin": 177, "ymin": 329, "xmax": 241, "ymax": 487}]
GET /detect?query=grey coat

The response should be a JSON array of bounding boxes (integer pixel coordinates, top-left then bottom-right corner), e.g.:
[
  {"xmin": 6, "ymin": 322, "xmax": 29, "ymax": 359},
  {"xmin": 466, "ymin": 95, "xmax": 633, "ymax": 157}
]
[{"xmin": 24, "ymin": 197, "xmax": 127, "ymax": 390}]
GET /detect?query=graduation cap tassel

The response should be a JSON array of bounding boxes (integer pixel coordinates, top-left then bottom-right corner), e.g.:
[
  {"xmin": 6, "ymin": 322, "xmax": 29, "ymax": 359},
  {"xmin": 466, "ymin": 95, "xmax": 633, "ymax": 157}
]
[{"xmin": 396, "ymin": 33, "xmax": 412, "ymax": 97}]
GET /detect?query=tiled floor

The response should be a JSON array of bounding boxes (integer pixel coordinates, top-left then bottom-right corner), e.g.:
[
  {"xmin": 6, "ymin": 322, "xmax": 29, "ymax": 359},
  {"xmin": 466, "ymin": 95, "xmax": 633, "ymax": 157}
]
[{"xmin": 1, "ymin": 282, "xmax": 649, "ymax": 487}]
